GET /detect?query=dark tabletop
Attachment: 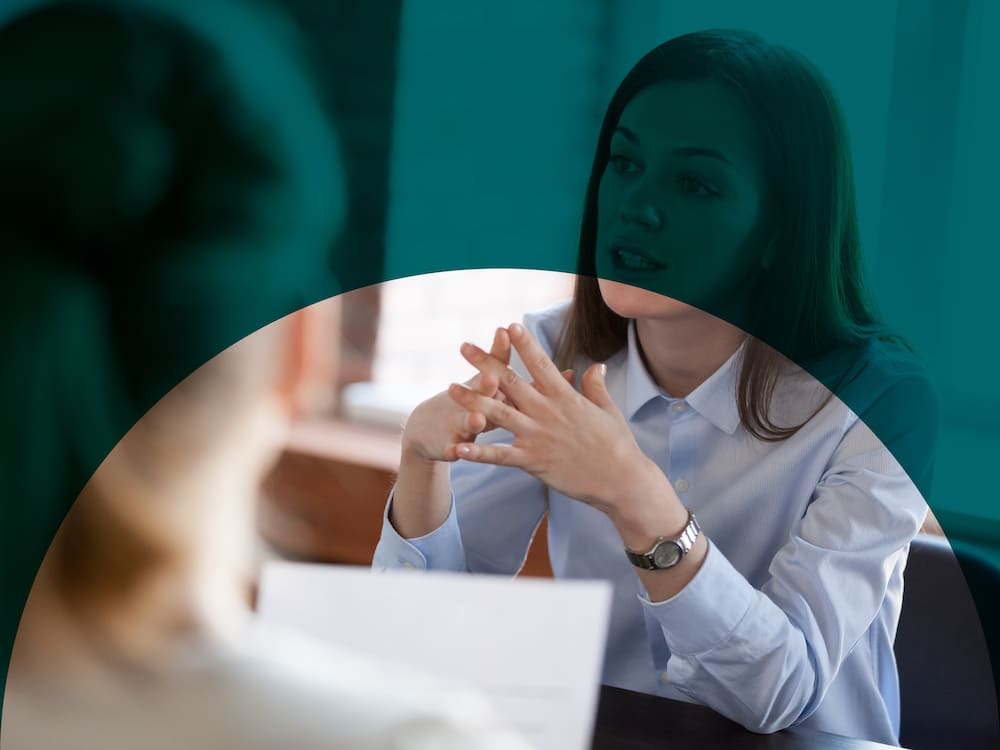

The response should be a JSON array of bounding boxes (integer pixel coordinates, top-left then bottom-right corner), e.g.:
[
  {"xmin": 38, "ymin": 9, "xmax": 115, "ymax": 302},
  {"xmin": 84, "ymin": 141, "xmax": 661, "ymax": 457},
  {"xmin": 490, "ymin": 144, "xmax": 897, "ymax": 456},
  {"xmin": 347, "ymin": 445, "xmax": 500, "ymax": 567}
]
[{"xmin": 592, "ymin": 686, "xmax": 902, "ymax": 750}]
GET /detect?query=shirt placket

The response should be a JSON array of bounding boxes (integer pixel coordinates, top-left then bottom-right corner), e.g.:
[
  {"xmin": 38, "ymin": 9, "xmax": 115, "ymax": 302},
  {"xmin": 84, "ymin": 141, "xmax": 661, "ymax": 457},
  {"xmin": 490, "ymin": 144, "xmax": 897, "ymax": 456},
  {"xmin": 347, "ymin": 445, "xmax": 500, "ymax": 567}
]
[{"xmin": 666, "ymin": 398, "xmax": 697, "ymax": 511}]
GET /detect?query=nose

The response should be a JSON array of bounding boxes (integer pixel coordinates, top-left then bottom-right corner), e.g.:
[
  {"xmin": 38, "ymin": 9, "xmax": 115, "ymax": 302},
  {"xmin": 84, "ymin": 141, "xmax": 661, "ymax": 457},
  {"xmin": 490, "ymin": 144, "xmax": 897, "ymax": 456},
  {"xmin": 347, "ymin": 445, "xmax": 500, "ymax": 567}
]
[{"xmin": 619, "ymin": 184, "xmax": 663, "ymax": 231}]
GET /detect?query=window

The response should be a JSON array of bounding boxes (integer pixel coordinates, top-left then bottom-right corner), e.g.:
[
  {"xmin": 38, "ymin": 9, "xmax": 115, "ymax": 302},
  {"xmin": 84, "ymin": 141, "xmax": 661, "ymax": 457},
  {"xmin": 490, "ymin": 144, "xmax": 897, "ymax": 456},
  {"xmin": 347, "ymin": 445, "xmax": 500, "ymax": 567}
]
[
  {"xmin": 340, "ymin": 2, "xmax": 611, "ymax": 426},
  {"xmin": 342, "ymin": 271, "xmax": 574, "ymax": 426}
]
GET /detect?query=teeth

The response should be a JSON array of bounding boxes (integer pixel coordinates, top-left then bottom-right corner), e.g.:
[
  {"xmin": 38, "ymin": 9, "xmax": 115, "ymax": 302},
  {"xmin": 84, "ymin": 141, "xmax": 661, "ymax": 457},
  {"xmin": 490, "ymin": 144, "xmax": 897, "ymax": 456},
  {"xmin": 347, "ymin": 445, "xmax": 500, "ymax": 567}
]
[{"xmin": 616, "ymin": 250, "xmax": 659, "ymax": 270}]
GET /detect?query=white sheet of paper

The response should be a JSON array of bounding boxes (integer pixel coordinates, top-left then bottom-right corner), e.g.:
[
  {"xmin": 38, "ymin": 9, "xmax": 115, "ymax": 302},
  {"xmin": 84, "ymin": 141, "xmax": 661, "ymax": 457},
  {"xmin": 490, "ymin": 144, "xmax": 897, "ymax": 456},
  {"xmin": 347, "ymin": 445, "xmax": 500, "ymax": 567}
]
[{"xmin": 257, "ymin": 563, "xmax": 612, "ymax": 750}]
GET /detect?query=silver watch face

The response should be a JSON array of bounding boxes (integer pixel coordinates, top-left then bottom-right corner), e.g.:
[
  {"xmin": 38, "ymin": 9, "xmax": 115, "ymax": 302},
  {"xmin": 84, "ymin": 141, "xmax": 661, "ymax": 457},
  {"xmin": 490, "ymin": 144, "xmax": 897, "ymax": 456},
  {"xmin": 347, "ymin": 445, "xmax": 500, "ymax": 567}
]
[{"xmin": 652, "ymin": 540, "xmax": 683, "ymax": 568}]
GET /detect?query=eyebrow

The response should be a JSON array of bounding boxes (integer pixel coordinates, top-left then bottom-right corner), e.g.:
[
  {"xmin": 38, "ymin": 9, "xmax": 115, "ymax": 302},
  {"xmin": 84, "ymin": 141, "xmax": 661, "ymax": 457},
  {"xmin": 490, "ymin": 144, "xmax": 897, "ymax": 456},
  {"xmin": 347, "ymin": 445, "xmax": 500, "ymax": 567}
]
[{"xmin": 613, "ymin": 126, "xmax": 735, "ymax": 167}]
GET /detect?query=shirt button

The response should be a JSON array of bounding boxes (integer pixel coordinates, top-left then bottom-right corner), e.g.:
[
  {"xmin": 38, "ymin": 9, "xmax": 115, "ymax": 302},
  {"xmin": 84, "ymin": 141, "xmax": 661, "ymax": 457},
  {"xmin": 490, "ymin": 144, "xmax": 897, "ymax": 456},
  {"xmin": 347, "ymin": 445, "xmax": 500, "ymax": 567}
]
[
  {"xmin": 660, "ymin": 670, "xmax": 670, "ymax": 685},
  {"xmin": 671, "ymin": 401, "xmax": 687, "ymax": 413},
  {"xmin": 674, "ymin": 478, "xmax": 690, "ymax": 493}
]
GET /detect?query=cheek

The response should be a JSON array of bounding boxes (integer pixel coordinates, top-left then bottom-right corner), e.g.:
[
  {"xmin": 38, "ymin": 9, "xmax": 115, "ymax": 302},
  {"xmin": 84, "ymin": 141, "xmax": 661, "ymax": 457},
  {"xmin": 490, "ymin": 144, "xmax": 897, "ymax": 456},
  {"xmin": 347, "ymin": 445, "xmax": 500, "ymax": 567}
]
[
  {"xmin": 672, "ymin": 200, "xmax": 762, "ymax": 269},
  {"xmin": 715, "ymin": 193, "xmax": 764, "ymax": 254}
]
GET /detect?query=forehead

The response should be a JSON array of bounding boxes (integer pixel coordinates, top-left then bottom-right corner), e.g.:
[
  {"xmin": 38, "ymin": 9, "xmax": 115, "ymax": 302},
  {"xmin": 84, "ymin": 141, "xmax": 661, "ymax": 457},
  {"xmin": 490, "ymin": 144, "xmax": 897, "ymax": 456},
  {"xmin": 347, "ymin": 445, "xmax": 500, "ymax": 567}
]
[{"xmin": 615, "ymin": 79, "xmax": 762, "ymax": 171}]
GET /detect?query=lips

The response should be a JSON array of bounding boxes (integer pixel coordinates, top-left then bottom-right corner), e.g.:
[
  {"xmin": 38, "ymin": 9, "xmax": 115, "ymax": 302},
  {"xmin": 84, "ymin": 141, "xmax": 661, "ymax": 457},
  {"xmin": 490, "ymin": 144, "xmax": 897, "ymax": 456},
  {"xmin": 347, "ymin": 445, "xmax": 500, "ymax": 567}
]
[{"xmin": 609, "ymin": 240, "xmax": 667, "ymax": 272}]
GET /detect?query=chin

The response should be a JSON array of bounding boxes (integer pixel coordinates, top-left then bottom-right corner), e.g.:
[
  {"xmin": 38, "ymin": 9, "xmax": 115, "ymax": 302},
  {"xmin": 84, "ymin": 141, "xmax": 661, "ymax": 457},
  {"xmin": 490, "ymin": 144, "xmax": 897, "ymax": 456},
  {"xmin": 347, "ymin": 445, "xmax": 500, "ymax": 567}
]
[{"xmin": 597, "ymin": 279, "xmax": 697, "ymax": 320}]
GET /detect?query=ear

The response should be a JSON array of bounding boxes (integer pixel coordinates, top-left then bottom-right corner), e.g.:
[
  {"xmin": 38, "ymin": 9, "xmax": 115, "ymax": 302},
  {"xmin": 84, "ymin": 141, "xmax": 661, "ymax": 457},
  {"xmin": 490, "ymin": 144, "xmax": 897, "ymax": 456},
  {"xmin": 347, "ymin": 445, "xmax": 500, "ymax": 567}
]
[{"xmin": 274, "ymin": 304, "xmax": 333, "ymax": 420}]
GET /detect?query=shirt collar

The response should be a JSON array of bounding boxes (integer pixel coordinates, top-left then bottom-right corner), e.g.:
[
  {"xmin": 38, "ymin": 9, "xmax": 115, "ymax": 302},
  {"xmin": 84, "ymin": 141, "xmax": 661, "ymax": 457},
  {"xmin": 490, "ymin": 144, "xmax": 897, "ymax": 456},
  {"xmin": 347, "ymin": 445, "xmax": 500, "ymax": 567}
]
[{"xmin": 623, "ymin": 321, "xmax": 743, "ymax": 434}]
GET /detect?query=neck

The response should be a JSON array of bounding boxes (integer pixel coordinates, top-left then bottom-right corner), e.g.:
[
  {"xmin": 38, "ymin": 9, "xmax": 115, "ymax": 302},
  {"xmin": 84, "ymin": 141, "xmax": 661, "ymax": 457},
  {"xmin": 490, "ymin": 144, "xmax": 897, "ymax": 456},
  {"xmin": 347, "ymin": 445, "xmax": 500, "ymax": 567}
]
[
  {"xmin": 7, "ymin": 394, "xmax": 286, "ymax": 694},
  {"xmin": 635, "ymin": 312, "xmax": 746, "ymax": 398},
  {"xmin": 10, "ymin": 565, "xmax": 249, "ymax": 700}
]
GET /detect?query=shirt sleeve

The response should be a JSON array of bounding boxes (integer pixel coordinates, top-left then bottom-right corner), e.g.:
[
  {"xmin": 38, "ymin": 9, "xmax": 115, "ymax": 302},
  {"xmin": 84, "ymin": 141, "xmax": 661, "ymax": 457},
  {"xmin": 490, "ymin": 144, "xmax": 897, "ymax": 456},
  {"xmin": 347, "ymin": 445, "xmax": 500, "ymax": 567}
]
[
  {"xmin": 371, "ymin": 490, "xmax": 469, "ymax": 572},
  {"xmin": 370, "ymin": 437, "xmax": 549, "ymax": 575},
  {"xmin": 640, "ymin": 375, "xmax": 935, "ymax": 733}
]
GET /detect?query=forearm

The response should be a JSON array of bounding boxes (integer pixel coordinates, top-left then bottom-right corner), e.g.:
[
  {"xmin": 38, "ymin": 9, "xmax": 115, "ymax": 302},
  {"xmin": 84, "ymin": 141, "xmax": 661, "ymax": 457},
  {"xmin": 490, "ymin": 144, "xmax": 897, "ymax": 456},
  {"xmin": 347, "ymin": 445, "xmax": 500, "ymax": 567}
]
[
  {"xmin": 643, "ymin": 548, "xmax": 820, "ymax": 733},
  {"xmin": 389, "ymin": 448, "xmax": 453, "ymax": 538},
  {"xmin": 631, "ymin": 535, "xmax": 709, "ymax": 602},
  {"xmin": 606, "ymin": 458, "xmax": 707, "ymax": 602},
  {"xmin": 607, "ymin": 465, "xmax": 815, "ymax": 729}
]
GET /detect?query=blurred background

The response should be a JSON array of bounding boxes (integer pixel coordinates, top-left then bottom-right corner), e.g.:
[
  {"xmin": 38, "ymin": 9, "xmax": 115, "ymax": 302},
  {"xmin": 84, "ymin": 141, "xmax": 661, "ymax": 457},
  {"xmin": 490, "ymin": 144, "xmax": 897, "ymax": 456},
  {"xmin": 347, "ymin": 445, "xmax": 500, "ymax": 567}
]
[{"xmin": 259, "ymin": 1, "xmax": 998, "ymax": 574}]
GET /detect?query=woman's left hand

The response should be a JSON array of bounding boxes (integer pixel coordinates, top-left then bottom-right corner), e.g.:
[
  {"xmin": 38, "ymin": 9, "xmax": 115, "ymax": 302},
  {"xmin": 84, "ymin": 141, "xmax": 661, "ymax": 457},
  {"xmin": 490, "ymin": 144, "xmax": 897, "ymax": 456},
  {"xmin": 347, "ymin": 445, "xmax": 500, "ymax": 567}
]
[{"xmin": 448, "ymin": 322, "xmax": 654, "ymax": 515}]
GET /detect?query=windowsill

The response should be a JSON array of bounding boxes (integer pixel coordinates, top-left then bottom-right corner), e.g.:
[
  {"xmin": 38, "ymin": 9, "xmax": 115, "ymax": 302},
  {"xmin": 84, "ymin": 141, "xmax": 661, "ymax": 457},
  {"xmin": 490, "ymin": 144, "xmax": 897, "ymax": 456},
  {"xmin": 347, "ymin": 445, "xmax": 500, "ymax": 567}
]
[
  {"xmin": 285, "ymin": 415, "xmax": 402, "ymax": 474},
  {"xmin": 338, "ymin": 381, "xmax": 429, "ymax": 431}
]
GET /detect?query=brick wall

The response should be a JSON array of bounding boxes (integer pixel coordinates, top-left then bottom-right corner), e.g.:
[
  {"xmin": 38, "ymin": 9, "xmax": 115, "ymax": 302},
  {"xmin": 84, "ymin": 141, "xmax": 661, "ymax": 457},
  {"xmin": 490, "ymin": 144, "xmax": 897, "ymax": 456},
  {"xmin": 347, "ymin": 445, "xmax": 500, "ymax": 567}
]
[{"xmin": 278, "ymin": 1, "xmax": 405, "ymax": 387}]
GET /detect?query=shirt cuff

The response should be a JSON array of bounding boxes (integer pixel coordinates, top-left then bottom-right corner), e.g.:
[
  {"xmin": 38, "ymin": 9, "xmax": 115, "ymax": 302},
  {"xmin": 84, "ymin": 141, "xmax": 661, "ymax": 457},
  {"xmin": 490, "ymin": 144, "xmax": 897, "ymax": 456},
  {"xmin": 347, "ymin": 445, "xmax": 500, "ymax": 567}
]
[
  {"xmin": 637, "ymin": 539, "xmax": 756, "ymax": 656},
  {"xmin": 371, "ymin": 489, "xmax": 468, "ymax": 572}
]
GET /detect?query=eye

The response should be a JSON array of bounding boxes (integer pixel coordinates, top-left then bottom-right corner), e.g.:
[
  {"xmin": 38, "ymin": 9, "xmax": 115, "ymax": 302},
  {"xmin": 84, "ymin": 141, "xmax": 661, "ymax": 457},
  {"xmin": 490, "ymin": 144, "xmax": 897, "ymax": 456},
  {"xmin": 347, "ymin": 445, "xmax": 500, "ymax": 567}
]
[
  {"xmin": 609, "ymin": 154, "xmax": 640, "ymax": 175},
  {"xmin": 678, "ymin": 174, "xmax": 718, "ymax": 198}
]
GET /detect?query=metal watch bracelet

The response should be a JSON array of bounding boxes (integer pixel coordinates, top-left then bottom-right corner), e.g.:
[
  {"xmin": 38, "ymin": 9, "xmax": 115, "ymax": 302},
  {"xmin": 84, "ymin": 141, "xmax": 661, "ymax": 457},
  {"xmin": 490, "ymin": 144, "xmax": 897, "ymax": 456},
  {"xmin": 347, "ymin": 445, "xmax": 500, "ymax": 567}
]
[{"xmin": 624, "ymin": 510, "xmax": 701, "ymax": 570}]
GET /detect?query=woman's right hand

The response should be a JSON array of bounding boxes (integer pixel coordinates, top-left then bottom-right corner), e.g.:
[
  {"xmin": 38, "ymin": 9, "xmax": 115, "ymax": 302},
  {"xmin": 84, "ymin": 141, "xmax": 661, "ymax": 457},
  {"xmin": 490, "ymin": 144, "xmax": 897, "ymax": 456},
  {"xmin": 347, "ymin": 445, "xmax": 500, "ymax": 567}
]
[
  {"xmin": 401, "ymin": 327, "xmax": 513, "ymax": 464},
  {"xmin": 391, "ymin": 325, "xmax": 573, "ymax": 538}
]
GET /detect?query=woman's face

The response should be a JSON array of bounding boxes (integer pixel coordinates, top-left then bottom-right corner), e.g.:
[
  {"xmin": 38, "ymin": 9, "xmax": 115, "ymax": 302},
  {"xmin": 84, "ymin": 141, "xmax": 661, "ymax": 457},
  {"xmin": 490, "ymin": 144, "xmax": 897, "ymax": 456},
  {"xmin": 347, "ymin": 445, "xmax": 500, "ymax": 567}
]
[{"xmin": 595, "ymin": 78, "xmax": 769, "ymax": 324}]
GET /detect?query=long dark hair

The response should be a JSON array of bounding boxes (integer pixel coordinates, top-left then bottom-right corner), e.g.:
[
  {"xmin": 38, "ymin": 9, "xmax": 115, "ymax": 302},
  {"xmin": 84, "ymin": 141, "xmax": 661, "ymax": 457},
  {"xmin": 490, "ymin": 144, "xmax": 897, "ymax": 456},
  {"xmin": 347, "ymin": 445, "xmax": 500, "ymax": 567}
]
[{"xmin": 558, "ymin": 29, "xmax": 893, "ymax": 441}]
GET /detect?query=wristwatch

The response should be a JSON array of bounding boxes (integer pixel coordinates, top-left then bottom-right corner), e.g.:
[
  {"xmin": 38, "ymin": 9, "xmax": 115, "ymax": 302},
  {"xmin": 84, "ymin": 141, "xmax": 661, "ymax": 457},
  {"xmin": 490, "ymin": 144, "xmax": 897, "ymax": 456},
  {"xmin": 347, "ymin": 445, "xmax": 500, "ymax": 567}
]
[{"xmin": 625, "ymin": 511, "xmax": 701, "ymax": 570}]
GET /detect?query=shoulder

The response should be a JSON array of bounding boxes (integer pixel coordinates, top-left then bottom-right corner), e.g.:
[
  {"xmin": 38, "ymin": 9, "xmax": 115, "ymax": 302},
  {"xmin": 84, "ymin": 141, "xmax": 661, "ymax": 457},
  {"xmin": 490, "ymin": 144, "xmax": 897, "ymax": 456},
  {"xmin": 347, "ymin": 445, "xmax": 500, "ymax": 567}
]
[
  {"xmin": 806, "ymin": 337, "xmax": 938, "ymax": 495},
  {"xmin": 811, "ymin": 337, "xmax": 936, "ymax": 420}
]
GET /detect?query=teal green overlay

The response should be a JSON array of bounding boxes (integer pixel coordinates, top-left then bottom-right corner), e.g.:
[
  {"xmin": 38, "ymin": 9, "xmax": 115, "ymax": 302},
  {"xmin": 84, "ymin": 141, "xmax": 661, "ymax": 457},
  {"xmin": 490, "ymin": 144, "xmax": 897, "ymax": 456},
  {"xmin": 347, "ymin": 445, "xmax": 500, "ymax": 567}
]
[{"xmin": 2, "ymin": 0, "xmax": 997, "ymax": 730}]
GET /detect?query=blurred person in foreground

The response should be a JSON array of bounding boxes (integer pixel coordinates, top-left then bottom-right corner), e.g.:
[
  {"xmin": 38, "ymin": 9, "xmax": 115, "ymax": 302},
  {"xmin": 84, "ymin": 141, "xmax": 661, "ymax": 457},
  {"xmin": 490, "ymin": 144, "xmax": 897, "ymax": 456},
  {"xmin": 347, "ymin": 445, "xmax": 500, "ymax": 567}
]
[{"xmin": 0, "ymin": 1, "xmax": 526, "ymax": 748}]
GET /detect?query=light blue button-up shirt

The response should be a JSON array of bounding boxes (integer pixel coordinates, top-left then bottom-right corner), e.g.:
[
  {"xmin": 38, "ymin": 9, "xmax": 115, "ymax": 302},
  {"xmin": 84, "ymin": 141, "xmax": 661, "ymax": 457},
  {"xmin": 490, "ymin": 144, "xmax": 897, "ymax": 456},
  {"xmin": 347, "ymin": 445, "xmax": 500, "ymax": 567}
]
[{"xmin": 373, "ymin": 301, "xmax": 932, "ymax": 746}]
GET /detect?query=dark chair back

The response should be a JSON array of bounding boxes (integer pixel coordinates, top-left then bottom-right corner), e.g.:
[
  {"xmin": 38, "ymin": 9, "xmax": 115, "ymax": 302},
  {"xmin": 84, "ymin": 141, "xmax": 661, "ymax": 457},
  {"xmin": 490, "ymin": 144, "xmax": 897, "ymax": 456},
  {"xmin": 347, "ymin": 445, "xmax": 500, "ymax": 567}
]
[{"xmin": 896, "ymin": 533, "xmax": 1000, "ymax": 749}]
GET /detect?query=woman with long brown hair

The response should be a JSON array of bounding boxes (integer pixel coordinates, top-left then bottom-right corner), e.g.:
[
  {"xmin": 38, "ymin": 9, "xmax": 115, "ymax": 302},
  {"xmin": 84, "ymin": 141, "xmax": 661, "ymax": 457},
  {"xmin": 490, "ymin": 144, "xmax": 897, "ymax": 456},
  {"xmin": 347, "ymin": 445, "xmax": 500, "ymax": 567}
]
[{"xmin": 375, "ymin": 30, "xmax": 935, "ymax": 746}]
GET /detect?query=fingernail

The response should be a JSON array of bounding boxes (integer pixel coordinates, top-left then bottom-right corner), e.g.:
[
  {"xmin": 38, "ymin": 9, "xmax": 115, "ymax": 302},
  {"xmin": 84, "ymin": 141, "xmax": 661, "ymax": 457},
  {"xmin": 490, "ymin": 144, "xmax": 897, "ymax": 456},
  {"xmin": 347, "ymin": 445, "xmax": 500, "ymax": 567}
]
[
  {"xmin": 457, "ymin": 445, "xmax": 471, "ymax": 457},
  {"xmin": 509, "ymin": 323, "xmax": 523, "ymax": 337},
  {"xmin": 600, "ymin": 363, "xmax": 607, "ymax": 378}
]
